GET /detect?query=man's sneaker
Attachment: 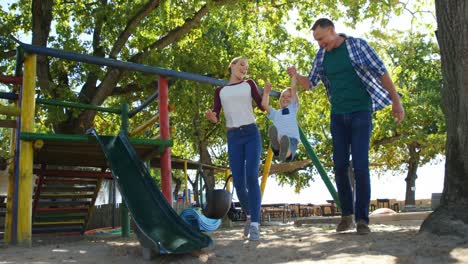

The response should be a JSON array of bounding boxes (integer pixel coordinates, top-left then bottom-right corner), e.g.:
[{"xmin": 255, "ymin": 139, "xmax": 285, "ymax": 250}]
[
  {"xmin": 356, "ymin": 220, "xmax": 371, "ymax": 235},
  {"xmin": 268, "ymin": 125, "xmax": 280, "ymax": 153},
  {"xmin": 278, "ymin": 136, "xmax": 290, "ymax": 162},
  {"xmin": 336, "ymin": 215, "xmax": 356, "ymax": 232},
  {"xmin": 243, "ymin": 219, "xmax": 251, "ymax": 237},
  {"xmin": 248, "ymin": 225, "xmax": 260, "ymax": 241}
]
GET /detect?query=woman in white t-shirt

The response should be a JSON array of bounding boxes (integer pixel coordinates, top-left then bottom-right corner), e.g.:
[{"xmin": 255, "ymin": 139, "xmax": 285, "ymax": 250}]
[{"xmin": 206, "ymin": 57, "xmax": 265, "ymax": 241}]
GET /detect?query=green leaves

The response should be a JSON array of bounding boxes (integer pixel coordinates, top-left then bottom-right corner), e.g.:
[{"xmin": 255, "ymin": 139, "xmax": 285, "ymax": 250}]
[{"xmin": 0, "ymin": 0, "xmax": 440, "ymax": 190}]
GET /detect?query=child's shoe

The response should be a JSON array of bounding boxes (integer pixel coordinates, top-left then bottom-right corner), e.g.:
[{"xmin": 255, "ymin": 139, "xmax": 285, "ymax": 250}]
[
  {"xmin": 279, "ymin": 136, "xmax": 290, "ymax": 161},
  {"xmin": 268, "ymin": 125, "xmax": 280, "ymax": 154}
]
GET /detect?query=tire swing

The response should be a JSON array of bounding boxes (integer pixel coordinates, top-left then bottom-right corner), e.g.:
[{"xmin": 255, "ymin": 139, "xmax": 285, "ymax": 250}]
[{"xmin": 197, "ymin": 167, "xmax": 231, "ymax": 219}]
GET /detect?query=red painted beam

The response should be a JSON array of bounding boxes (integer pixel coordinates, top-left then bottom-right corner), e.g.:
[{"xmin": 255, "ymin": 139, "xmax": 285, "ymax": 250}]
[
  {"xmin": 0, "ymin": 75, "xmax": 22, "ymax": 85},
  {"xmin": 34, "ymin": 169, "xmax": 113, "ymax": 179},
  {"xmin": 35, "ymin": 207, "xmax": 89, "ymax": 212}
]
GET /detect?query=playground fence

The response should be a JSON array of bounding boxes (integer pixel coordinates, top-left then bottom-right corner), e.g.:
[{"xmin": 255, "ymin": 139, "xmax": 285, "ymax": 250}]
[{"xmin": 86, "ymin": 203, "xmax": 122, "ymax": 230}]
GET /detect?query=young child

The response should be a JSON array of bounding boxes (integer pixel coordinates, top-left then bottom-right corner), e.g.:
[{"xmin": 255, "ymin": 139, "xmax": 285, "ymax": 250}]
[{"xmin": 262, "ymin": 76, "xmax": 300, "ymax": 161}]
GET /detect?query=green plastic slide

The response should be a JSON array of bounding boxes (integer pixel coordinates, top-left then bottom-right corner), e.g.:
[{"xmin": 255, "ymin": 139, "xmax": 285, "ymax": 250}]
[{"xmin": 90, "ymin": 129, "xmax": 212, "ymax": 254}]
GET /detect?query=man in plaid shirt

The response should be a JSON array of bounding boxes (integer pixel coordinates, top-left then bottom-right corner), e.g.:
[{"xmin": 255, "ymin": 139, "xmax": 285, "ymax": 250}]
[{"xmin": 288, "ymin": 18, "xmax": 404, "ymax": 235}]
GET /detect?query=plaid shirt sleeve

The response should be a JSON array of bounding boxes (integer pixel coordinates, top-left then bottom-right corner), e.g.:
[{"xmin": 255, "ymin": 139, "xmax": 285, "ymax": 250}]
[
  {"xmin": 307, "ymin": 49, "xmax": 325, "ymax": 90},
  {"xmin": 356, "ymin": 38, "xmax": 387, "ymax": 77},
  {"xmin": 347, "ymin": 37, "xmax": 392, "ymax": 111}
]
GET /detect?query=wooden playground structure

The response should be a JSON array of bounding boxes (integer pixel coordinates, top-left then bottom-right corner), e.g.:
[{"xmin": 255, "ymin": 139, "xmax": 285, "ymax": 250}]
[{"xmin": 0, "ymin": 40, "xmax": 340, "ymax": 252}]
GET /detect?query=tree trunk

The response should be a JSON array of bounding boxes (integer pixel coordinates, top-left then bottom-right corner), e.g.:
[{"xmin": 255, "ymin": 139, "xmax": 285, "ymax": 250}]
[
  {"xmin": 404, "ymin": 142, "xmax": 420, "ymax": 206},
  {"xmin": 420, "ymin": 0, "xmax": 468, "ymax": 237},
  {"xmin": 199, "ymin": 141, "xmax": 215, "ymax": 191},
  {"xmin": 31, "ymin": 0, "xmax": 53, "ymax": 95},
  {"xmin": 172, "ymin": 175, "xmax": 182, "ymax": 201}
]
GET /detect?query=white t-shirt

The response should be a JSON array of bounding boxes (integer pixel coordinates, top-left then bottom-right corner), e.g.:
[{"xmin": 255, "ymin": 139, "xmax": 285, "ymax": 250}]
[
  {"xmin": 212, "ymin": 80, "xmax": 265, "ymax": 128},
  {"xmin": 267, "ymin": 100, "xmax": 299, "ymax": 140}
]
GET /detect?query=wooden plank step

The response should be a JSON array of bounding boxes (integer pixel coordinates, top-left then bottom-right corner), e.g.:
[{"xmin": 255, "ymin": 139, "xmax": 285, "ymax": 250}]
[
  {"xmin": 42, "ymin": 184, "xmax": 96, "ymax": 192},
  {"xmin": 34, "ymin": 211, "xmax": 88, "ymax": 217},
  {"xmin": 34, "ymin": 169, "xmax": 112, "ymax": 179},
  {"xmin": 34, "ymin": 215, "xmax": 86, "ymax": 221},
  {"xmin": 42, "ymin": 177, "xmax": 98, "ymax": 184},
  {"xmin": 32, "ymin": 226, "xmax": 82, "ymax": 234},
  {"xmin": 39, "ymin": 194, "xmax": 94, "ymax": 199},
  {"xmin": 35, "ymin": 207, "xmax": 89, "ymax": 212},
  {"xmin": 33, "ymin": 220, "xmax": 84, "ymax": 226},
  {"xmin": 37, "ymin": 200, "xmax": 91, "ymax": 206}
]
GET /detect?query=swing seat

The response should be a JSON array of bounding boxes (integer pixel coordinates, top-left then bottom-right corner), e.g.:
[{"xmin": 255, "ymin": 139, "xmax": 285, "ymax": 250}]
[{"xmin": 202, "ymin": 189, "xmax": 232, "ymax": 219}]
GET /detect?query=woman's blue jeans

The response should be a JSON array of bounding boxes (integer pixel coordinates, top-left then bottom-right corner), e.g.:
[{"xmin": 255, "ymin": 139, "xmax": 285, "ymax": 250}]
[
  {"xmin": 227, "ymin": 123, "xmax": 262, "ymax": 223},
  {"xmin": 330, "ymin": 111, "xmax": 372, "ymax": 223}
]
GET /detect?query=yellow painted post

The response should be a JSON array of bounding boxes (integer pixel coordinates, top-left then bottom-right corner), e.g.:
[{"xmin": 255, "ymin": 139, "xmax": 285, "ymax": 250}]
[
  {"xmin": 128, "ymin": 114, "xmax": 159, "ymax": 137},
  {"xmin": 17, "ymin": 54, "xmax": 36, "ymax": 246},
  {"xmin": 184, "ymin": 161, "xmax": 189, "ymax": 205},
  {"xmin": 260, "ymin": 148, "xmax": 274, "ymax": 199}
]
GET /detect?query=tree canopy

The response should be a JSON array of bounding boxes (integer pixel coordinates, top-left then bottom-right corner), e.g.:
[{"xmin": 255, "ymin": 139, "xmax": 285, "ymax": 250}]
[{"xmin": 0, "ymin": 0, "xmax": 443, "ymax": 196}]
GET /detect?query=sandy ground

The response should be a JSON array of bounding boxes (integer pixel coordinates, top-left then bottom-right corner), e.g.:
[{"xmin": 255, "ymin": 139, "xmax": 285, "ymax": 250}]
[{"xmin": 1, "ymin": 219, "xmax": 468, "ymax": 264}]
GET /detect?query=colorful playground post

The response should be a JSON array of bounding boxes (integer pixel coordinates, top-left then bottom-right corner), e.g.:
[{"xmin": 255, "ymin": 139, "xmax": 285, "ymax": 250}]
[
  {"xmin": 260, "ymin": 148, "xmax": 274, "ymax": 199},
  {"xmin": 120, "ymin": 103, "xmax": 130, "ymax": 237},
  {"xmin": 158, "ymin": 76, "xmax": 172, "ymax": 204},
  {"xmin": 17, "ymin": 53, "xmax": 36, "ymax": 246}
]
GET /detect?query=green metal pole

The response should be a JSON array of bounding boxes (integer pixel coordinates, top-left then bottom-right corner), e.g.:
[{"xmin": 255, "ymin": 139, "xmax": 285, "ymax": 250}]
[
  {"xmin": 36, "ymin": 98, "xmax": 121, "ymax": 114},
  {"xmin": 120, "ymin": 103, "xmax": 130, "ymax": 237},
  {"xmin": 298, "ymin": 126, "xmax": 341, "ymax": 208},
  {"xmin": 19, "ymin": 132, "xmax": 171, "ymax": 147}
]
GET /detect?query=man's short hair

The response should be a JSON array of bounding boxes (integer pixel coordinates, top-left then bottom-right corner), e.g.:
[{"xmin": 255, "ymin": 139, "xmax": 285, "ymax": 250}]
[{"xmin": 311, "ymin": 18, "xmax": 335, "ymax": 30}]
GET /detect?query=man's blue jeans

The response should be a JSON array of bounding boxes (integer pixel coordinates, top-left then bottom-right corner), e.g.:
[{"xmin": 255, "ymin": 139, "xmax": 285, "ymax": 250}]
[
  {"xmin": 227, "ymin": 123, "xmax": 262, "ymax": 223},
  {"xmin": 330, "ymin": 111, "xmax": 372, "ymax": 223}
]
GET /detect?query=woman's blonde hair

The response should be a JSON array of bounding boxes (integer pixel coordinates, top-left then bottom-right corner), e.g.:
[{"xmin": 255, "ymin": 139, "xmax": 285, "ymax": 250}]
[{"xmin": 229, "ymin": 56, "xmax": 248, "ymax": 75}]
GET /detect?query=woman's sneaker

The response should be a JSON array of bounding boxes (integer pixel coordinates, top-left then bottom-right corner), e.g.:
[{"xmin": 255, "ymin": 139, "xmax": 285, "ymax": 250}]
[
  {"xmin": 248, "ymin": 225, "xmax": 260, "ymax": 241},
  {"xmin": 243, "ymin": 219, "xmax": 251, "ymax": 237},
  {"xmin": 268, "ymin": 125, "xmax": 280, "ymax": 154},
  {"xmin": 279, "ymin": 136, "xmax": 290, "ymax": 161}
]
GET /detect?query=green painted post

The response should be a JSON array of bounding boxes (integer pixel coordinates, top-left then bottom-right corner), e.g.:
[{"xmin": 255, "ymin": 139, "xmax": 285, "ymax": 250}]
[
  {"xmin": 120, "ymin": 103, "xmax": 130, "ymax": 237},
  {"xmin": 298, "ymin": 126, "xmax": 341, "ymax": 208}
]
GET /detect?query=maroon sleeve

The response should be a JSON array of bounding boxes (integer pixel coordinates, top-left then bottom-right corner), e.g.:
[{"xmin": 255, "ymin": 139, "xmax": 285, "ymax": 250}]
[
  {"xmin": 212, "ymin": 86, "xmax": 223, "ymax": 119},
  {"xmin": 247, "ymin": 79, "xmax": 266, "ymax": 111}
]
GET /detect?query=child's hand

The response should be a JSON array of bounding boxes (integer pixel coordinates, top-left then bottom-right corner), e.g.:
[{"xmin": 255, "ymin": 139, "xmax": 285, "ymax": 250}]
[
  {"xmin": 291, "ymin": 75, "xmax": 297, "ymax": 86},
  {"xmin": 264, "ymin": 83, "xmax": 272, "ymax": 94},
  {"xmin": 205, "ymin": 110, "xmax": 218, "ymax": 123},
  {"xmin": 287, "ymin": 66, "xmax": 297, "ymax": 78}
]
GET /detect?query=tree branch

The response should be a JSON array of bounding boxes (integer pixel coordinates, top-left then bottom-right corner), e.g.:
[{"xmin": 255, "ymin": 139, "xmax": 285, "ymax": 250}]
[
  {"xmin": 79, "ymin": 0, "xmax": 108, "ymax": 104},
  {"xmin": 265, "ymin": 160, "xmax": 312, "ymax": 175},
  {"xmin": 373, "ymin": 134, "xmax": 407, "ymax": 146},
  {"xmin": 32, "ymin": 0, "xmax": 54, "ymax": 95},
  {"xmin": 130, "ymin": 0, "xmax": 232, "ymax": 63},
  {"xmin": 109, "ymin": 0, "xmax": 161, "ymax": 58}
]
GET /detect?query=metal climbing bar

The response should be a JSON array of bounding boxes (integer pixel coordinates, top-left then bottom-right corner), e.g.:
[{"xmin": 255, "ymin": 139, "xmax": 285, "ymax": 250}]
[
  {"xmin": 129, "ymin": 114, "xmax": 159, "ymax": 137},
  {"xmin": 36, "ymin": 98, "xmax": 121, "ymax": 114},
  {"xmin": 17, "ymin": 42, "xmax": 226, "ymax": 87},
  {"xmin": 298, "ymin": 125, "xmax": 341, "ymax": 209}
]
